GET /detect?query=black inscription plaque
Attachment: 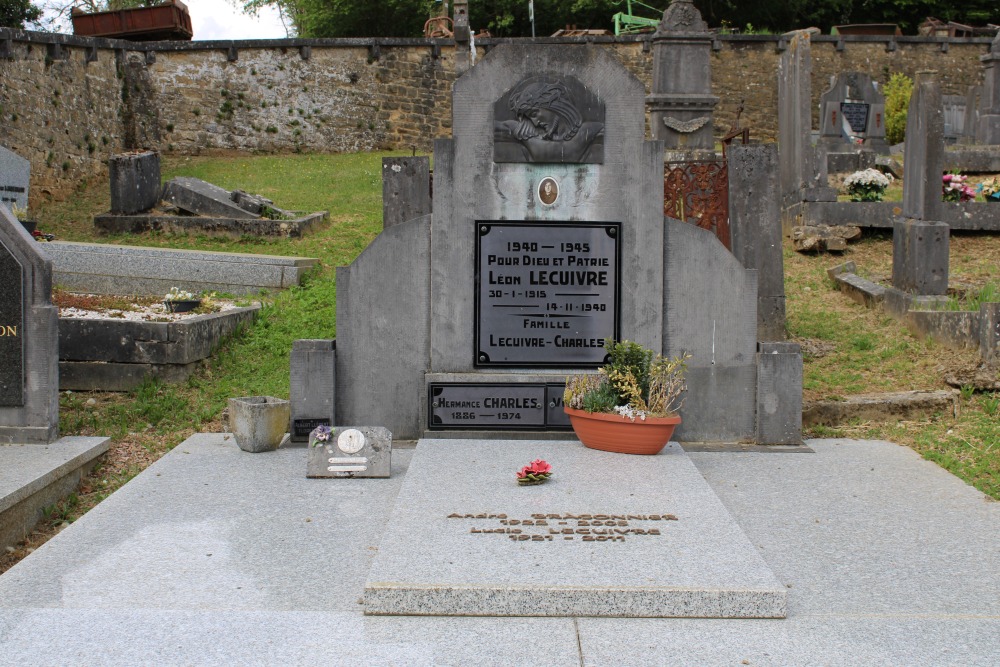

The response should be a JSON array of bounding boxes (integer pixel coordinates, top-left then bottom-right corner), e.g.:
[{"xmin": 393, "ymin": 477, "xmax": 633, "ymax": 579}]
[
  {"xmin": 429, "ymin": 383, "xmax": 571, "ymax": 430},
  {"xmin": 293, "ymin": 417, "xmax": 331, "ymax": 438},
  {"xmin": 0, "ymin": 238, "xmax": 24, "ymax": 406},
  {"xmin": 840, "ymin": 102, "xmax": 870, "ymax": 135},
  {"xmin": 475, "ymin": 221, "xmax": 620, "ymax": 367}
]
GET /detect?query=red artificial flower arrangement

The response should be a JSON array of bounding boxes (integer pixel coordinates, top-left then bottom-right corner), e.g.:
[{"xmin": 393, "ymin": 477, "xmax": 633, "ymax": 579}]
[{"xmin": 516, "ymin": 459, "xmax": 552, "ymax": 486}]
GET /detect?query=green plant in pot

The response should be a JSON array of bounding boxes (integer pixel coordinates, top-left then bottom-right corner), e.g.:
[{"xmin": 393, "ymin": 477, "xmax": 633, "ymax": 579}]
[{"xmin": 564, "ymin": 338, "xmax": 689, "ymax": 455}]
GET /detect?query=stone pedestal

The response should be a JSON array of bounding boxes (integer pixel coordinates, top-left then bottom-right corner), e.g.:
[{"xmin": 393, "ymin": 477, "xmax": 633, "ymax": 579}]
[
  {"xmin": 290, "ymin": 339, "xmax": 336, "ymax": 442},
  {"xmin": 975, "ymin": 33, "xmax": 1000, "ymax": 145},
  {"xmin": 756, "ymin": 342, "xmax": 803, "ymax": 445},
  {"xmin": 109, "ymin": 150, "xmax": 160, "ymax": 215},
  {"xmin": 891, "ymin": 219, "xmax": 949, "ymax": 296}
]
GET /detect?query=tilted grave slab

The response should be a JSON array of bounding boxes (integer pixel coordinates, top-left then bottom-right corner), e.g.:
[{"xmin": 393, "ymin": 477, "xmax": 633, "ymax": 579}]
[{"xmin": 364, "ymin": 439, "xmax": 786, "ymax": 618}]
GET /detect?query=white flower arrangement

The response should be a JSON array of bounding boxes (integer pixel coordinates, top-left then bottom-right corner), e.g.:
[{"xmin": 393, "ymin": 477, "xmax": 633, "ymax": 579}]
[
  {"xmin": 163, "ymin": 287, "xmax": 196, "ymax": 302},
  {"xmin": 843, "ymin": 168, "xmax": 893, "ymax": 202}
]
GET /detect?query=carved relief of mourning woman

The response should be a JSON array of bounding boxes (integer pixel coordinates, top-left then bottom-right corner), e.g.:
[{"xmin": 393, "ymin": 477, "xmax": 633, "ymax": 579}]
[{"xmin": 494, "ymin": 79, "xmax": 604, "ymax": 164}]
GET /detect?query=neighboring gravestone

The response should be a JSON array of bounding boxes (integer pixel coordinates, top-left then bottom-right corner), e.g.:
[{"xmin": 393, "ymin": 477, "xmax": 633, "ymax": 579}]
[
  {"xmin": 777, "ymin": 29, "xmax": 836, "ymax": 213},
  {"xmin": 976, "ymin": 33, "xmax": 1000, "ymax": 145},
  {"xmin": 306, "ymin": 426, "xmax": 390, "ymax": 478},
  {"xmin": 942, "ymin": 94, "xmax": 966, "ymax": 143},
  {"xmin": 289, "ymin": 339, "xmax": 335, "ymax": 442},
  {"xmin": 0, "ymin": 146, "xmax": 30, "ymax": 213},
  {"xmin": 109, "ymin": 151, "xmax": 160, "ymax": 215},
  {"xmin": 0, "ymin": 206, "xmax": 59, "ymax": 444},
  {"xmin": 894, "ymin": 71, "xmax": 949, "ymax": 296},
  {"xmin": 646, "ymin": 0, "xmax": 718, "ymax": 152},
  {"xmin": 161, "ymin": 177, "xmax": 258, "ymax": 219},
  {"xmin": 961, "ymin": 85, "xmax": 981, "ymax": 145},
  {"xmin": 728, "ymin": 144, "xmax": 786, "ymax": 342},
  {"xmin": 382, "ymin": 157, "xmax": 430, "ymax": 229},
  {"xmin": 333, "ymin": 44, "xmax": 794, "ymax": 444},
  {"xmin": 818, "ymin": 72, "xmax": 889, "ymax": 153}
]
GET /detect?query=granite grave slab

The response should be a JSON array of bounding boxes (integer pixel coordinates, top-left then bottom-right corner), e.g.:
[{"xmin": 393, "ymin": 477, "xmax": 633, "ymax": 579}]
[
  {"xmin": 0, "ymin": 146, "xmax": 29, "ymax": 212},
  {"xmin": 364, "ymin": 439, "xmax": 786, "ymax": 618}
]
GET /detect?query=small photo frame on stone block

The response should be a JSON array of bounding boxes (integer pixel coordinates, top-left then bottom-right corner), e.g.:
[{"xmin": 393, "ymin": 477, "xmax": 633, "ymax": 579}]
[{"xmin": 306, "ymin": 426, "xmax": 391, "ymax": 478}]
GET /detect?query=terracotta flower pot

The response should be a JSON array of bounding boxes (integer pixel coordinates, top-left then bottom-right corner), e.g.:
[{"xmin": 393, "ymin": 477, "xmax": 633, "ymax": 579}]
[{"xmin": 564, "ymin": 407, "xmax": 680, "ymax": 455}]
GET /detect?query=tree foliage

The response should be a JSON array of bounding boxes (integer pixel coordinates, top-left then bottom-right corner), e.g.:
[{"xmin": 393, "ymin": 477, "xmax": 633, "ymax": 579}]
[
  {"xmin": 236, "ymin": 0, "xmax": 1000, "ymax": 37},
  {"xmin": 1, "ymin": 0, "xmax": 42, "ymax": 28}
]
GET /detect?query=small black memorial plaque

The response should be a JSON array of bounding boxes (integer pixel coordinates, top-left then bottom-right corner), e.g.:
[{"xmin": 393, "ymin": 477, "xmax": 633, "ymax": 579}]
[
  {"xmin": 840, "ymin": 102, "xmax": 870, "ymax": 135},
  {"xmin": 293, "ymin": 417, "xmax": 331, "ymax": 438},
  {"xmin": 0, "ymin": 238, "xmax": 24, "ymax": 406},
  {"xmin": 429, "ymin": 383, "xmax": 571, "ymax": 430},
  {"xmin": 475, "ymin": 221, "xmax": 620, "ymax": 367}
]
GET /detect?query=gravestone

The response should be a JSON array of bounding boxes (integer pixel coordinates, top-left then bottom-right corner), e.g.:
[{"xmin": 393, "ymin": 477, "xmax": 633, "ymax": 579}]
[
  {"xmin": 893, "ymin": 71, "xmax": 949, "ymax": 296},
  {"xmin": 161, "ymin": 177, "xmax": 258, "ymax": 219},
  {"xmin": 818, "ymin": 72, "xmax": 889, "ymax": 154},
  {"xmin": 306, "ymin": 425, "xmax": 390, "ymax": 478},
  {"xmin": 381, "ymin": 157, "xmax": 430, "ymax": 229},
  {"xmin": 942, "ymin": 95, "xmax": 966, "ymax": 143},
  {"xmin": 976, "ymin": 33, "xmax": 1000, "ymax": 145},
  {"xmin": 109, "ymin": 151, "xmax": 160, "ymax": 215},
  {"xmin": 0, "ymin": 146, "xmax": 30, "ymax": 213},
  {"xmin": 961, "ymin": 85, "xmax": 981, "ymax": 144},
  {"xmin": 777, "ymin": 29, "xmax": 836, "ymax": 214},
  {"xmin": 646, "ymin": 0, "xmax": 718, "ymax": 152},
  {"xmin": 0, "ymin": 206, "xmax": 59, "ymax": 444},
  {"xmin": 289, "ymin": 339, "xmax": 335, "ymax": 442},
  {"xmin": 334, "ymin": 44, "xmax": 800, "ymax": 445}
]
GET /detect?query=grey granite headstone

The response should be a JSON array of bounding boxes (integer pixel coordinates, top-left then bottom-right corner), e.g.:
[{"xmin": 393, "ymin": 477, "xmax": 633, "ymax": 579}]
[
  {"xmin": 306, "ymin": 426, "xmax": 390, "ymax": 478},
  {"xmin": 892, "ymin": 219, "xmax": 949, "ymax": 295},
  {"xmin": 756, "ymin": 342, "xmax": 803, "ymax": 445},
  {"xmin": 382, "ymin": 157, "xmax": 430, "ymax": 229},
  {"xmin": 0, "ymin": 146, "xmax": 30, "ymax": 212},
  {"xmin": 290, "ymin": 339, "xmax": 335, "ymax": 442},
  {"xmin": 109, "ymin": 151, "xmax": 160, "ymax": 215},
  {"xmin": 976, "ymin": 33, "xmax": 1000, "ymax": 145},
  {"xmin": 0, "ymin": 206, "xmax": 58, "ymax": 444},
  {"xmin": 161, "ymin": 177, "xmax": 258, "ymax": 220},
  {"xmin": 962, "ymin": 85, "xmax": 981, "ymax": 145},
  {"xmin": 647, "ymin": 0, "xmax": 718, "ymax": 151}
]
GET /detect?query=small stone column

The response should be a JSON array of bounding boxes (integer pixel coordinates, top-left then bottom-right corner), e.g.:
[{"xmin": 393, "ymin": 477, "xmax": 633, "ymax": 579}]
[
  {"xmin": 289, "ymin": 339, "xmax": 336, "ymax": 443},
  {"xmin": 893, "ymin": 71, "xmax": 949, "ymax": 296},
  {"xmin": 975, "ymin": 33, "xmax": 1000, "ymax": 145},
  {"xmin": 646, "ymin": 0, "xmax": 718, "ymax": 151},
  {"xmin": 453, "ymin": 0, "xmax": 471, "ymax": 74}
]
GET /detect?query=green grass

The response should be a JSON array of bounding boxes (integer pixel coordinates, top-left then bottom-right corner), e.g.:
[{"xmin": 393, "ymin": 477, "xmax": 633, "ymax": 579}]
[{"xmin": 30, "ymin": 151, "xmax": 1000, "ymax": 513}]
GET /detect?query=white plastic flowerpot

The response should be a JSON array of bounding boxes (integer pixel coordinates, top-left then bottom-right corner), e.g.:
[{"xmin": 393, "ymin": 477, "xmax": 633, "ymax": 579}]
[{"xmin": 228, "ymin": 396, "xmax": 290, "ymax": 453}]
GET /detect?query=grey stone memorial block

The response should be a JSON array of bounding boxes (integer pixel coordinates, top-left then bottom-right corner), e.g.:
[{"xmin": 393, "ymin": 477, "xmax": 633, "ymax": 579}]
[
  {"xmin": 382, "ymin": 157, "xmax": 430, "ymax": 229},
  {"xmin": 493, "ymin": 75, "xmax": 605, "ymax": 164},
  {"xmin": 0, "ymin": 146, "xmax": 30, "ymax": 212},
  {"xmin": 962, "ymin": 85, "xmax": 981, "ymax": 144},
  {"xmin": 306, "ymin": 426, "xmax": 390, "ymax": 478},
  {"xmin": 647, "ymin": 0, "xmax": 718, "ymax": 151},
  {"xmin": 756, "ymin": 342, "xmax": 803, "ymax": 445},
  {"xmin": 109, "ymin": 151, "xmax": 160, "ymax": 215},
  {"xmin": 0, "ymin": 206, "xmax": 58, "ymax": 444},
  {"xmin": 976, "ymin": 33, "xmax": 1000, "ymax": 145},
  {"xmin": 290, "ymin": 339, "xmax": 336, "ymax": 442},
  {"xmin": 818, "ymin": 72, "xmax": 888, "ymax": 153},
  {"xmin": 728, "ymin": 144, "xmax": 786, "ymax": 342},
  {"xmin": 980, "ymin": 303, "xmax": 1000, "ymax": 365},
  {"xmin": 892, "ymin": 219, "xmax": 949, "ymax": 296},
  {"xmin": 161, "ymin": 177, "xmax": 258, "ymax": 220},
  {"xmin": 902, "ymin": 72, "xmax": 945, "ymax": 222}
]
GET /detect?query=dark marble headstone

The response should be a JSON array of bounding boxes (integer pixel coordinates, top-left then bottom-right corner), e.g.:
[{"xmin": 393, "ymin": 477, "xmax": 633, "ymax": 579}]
[
  {"xmin": 0, "ymin": 205, "xmax": 58, "ymax": 443},
  {"xmin": 0, "ymin": 238, "xmax": 24, "ymax": 406}
]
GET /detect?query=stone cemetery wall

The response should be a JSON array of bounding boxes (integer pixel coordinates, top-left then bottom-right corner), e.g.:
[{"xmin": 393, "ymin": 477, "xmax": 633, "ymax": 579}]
[{"xmin": 0, "ymin": 27, "xmax": 993, "ymax": 205}]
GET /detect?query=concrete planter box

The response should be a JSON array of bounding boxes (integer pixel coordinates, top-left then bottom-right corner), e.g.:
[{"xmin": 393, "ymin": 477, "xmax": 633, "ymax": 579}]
[
  {"xmin": 58, "ymin": 305, "xmax": 260, "ymax": 391},
  {"xmin": 228, "ymin": 396, "xmax": 290, "ymax": 453}
]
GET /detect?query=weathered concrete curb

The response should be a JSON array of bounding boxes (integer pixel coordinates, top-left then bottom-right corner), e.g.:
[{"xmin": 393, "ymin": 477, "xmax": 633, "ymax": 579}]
[
  {"xmin": 785, "ymin": 201, "xmax": 1000, "ymax": 231},
  {"xmin": 830, "ymin": 265, "xmax": 1000, "ymax": 362},
  {"xmin": 0, "ymin": 437, "xmax": 110, "ymax": 552},
  {"xmin": 58, "ymin": 305, "xmax": 260, "ymax": 391},
  {"xmin": 803, "ymin": 390, "xmax": 960, "ymax": 427},
  {"xmin": 93, "ymin": 211, "xmax": 328, "ymax": 238},
  {"xmin": 46, "ymin": 241, "xmax": 318, "ymax": 296}
]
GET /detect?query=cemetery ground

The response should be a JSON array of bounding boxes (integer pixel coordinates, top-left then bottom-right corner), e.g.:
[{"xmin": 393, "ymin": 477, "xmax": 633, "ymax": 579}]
[{"xmin": 2, "ymin": 151, "xmax": 998, "ymax": 575}]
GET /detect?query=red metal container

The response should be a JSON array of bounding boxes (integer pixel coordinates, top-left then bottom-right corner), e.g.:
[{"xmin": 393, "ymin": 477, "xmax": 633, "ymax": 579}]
[{"xmin": 72, "ymin": 0, "xmax": 193, "ymax": 41}]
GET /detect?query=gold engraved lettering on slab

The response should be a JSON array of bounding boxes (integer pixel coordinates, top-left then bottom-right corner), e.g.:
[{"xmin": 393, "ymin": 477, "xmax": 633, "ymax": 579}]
[
  {"xmin": 450, "ymin": 511, "xmax": 677, "ymax": 543},
  {"xmin": 0, "ymin": 325, "xmax": 16, "ymax": 336}
]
